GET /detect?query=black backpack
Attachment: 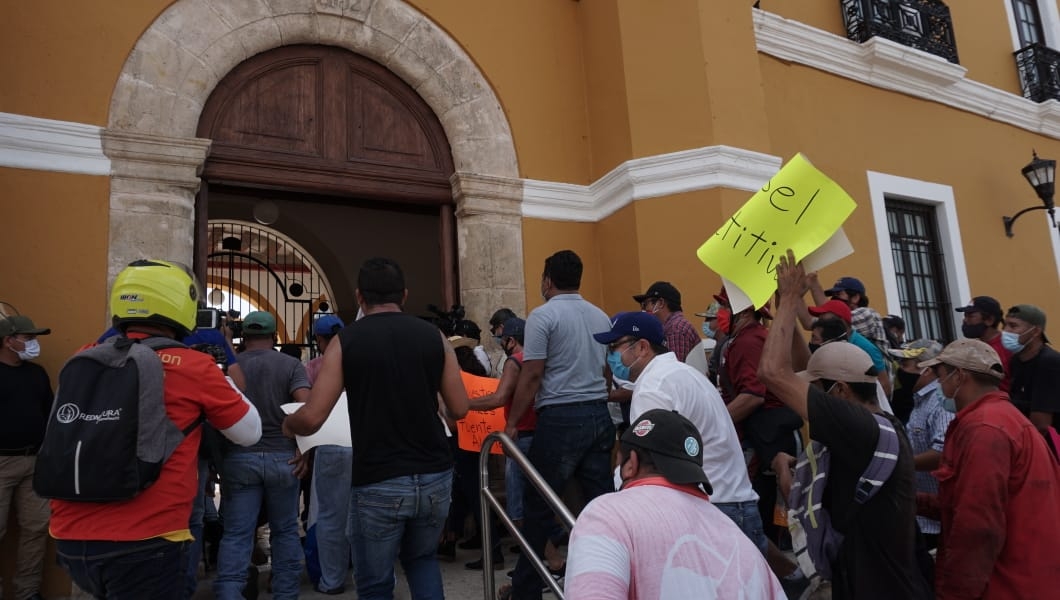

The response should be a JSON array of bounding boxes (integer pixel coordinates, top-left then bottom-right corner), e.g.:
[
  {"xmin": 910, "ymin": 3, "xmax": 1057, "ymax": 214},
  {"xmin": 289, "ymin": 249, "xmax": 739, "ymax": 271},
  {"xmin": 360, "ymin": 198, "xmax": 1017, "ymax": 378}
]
[{"xmin": 34, "ymin": 336, "xmax": 200, "ymax": 501}]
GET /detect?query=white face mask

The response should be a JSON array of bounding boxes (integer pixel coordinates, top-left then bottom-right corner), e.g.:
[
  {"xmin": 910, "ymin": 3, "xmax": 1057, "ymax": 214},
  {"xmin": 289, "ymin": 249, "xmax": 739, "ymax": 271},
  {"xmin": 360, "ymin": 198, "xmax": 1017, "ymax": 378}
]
[{"xmin": 15, "ymin": 338, "xmax": 40, "ymax": 361}]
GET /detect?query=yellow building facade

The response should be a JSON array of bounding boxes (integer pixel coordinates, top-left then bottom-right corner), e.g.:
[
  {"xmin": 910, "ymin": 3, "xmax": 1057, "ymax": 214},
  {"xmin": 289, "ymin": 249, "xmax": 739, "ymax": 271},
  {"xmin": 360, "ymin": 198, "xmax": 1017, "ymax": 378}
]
[{"xmin": 3, "ymin": 0, "xmax": 1060, "ymax": 594}]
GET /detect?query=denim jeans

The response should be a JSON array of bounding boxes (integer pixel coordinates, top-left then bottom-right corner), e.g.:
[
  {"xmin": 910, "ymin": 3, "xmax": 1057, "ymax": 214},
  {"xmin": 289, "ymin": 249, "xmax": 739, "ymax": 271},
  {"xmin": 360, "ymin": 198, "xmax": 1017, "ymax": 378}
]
[
  {"xmin": 57, "ymin": 538, "xmax": 189, "ymax": 599},
  {"xmin": 715, "ymin": 499, "xmax": 769, "ymax": 555},
  {"xmin": 505, "ymin": 433, "xmax": 534, "ymax": 522},
  {"xmin": 349, "ymin": 469, "xmax": 452, "ymax": 600},
  {"xmin": 213, "ymin": 451, "xmax": 302, "ymax": 600},
  {"xmin": 511, "ymin": 402, "xmax": 615, "ymax": 600},
  {"xmin": 313, "ymin": 445, "xmax": 353, "ymax": 592}
]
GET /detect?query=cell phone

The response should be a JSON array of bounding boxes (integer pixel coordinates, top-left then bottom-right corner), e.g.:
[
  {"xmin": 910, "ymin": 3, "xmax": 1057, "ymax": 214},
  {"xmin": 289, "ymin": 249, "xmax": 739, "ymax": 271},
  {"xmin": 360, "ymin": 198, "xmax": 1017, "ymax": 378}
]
[{"xmin": 196, "ymin": 308, "xmax": 221, "ymax": 330}]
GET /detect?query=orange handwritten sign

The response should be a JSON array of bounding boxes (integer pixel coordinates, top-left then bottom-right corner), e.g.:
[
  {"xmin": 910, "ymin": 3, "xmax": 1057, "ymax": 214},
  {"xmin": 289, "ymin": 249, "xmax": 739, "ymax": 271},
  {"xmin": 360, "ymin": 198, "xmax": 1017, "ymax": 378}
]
[{"xmin": 456, "ymin": 371, "xmax": 504, "ymax": 454}]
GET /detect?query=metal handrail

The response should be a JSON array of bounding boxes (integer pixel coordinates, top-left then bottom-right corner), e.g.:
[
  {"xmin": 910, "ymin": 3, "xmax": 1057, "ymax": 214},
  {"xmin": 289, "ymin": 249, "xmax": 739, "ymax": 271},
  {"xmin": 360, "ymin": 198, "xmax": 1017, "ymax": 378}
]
[{"xmin": 478, "ymin": 431, "xmax": 575, "ymax": 599}]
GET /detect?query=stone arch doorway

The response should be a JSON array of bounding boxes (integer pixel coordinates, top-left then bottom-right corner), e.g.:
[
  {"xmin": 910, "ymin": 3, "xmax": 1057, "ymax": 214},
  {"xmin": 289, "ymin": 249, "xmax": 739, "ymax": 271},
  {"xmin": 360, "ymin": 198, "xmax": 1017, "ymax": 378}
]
[
  {"xmin": 196, "ymin": 44, "xmax": 459, "ymax": 322},
  {"xmin": 104, "ymin": 0, "xmax": 527, "ymax": 332}
]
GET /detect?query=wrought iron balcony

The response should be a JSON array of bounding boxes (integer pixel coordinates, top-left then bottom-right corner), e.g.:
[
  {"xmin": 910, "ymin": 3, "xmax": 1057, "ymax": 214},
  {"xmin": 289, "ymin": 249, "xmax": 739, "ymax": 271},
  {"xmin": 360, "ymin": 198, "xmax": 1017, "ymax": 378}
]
[
  {"xmin": 1015, "ymin": 43, "xmax": 1060, "ymax": 103},
  {"xmin": 840, "ymin": 0, "xmax": 959, "ymax": 64}
]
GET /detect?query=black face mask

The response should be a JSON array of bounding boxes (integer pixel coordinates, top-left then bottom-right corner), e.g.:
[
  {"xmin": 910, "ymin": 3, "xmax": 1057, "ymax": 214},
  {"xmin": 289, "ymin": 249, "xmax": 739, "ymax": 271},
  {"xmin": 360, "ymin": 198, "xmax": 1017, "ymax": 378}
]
[
  {"xmin": 962, "ymin": 322, "xmax": 988, "ymax": 339},
  {"xmin": 808, "ymin": 343, "xmax": 821, "ymax": 354},
  {"xmin": 895, "ymin": 368, "xmax": 920, "ymax": 392}
]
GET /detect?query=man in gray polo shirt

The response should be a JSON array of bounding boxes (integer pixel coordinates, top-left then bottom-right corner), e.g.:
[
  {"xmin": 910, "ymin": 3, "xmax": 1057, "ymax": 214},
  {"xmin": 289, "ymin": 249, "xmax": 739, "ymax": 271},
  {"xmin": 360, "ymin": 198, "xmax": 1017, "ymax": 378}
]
[{"xmin": 504, "ymin": 249, "xmax": 614, "ymax": 600}]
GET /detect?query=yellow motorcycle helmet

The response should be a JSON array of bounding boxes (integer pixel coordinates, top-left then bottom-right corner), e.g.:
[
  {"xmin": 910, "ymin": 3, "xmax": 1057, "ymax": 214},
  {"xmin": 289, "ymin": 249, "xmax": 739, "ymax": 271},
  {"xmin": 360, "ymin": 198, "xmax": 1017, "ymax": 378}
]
[{"xmin": 110, "ymin": 259, "xmax": 202, "ymax": 337}]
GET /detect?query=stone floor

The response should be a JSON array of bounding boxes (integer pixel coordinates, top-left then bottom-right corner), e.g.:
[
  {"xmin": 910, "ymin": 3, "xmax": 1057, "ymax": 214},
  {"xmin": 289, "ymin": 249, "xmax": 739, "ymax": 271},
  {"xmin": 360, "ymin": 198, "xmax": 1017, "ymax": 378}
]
[{"xmin": 190, "ymin": 543, "xmax": 527, "ymax": 600}]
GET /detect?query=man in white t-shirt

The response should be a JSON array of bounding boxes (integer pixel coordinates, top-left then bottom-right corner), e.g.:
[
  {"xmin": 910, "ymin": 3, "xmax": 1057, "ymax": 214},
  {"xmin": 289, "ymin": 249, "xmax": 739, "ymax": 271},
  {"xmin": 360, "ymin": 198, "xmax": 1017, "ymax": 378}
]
[
  {"xmin": 593, "ymin": 311, "xmax": 766, "ymax": 553},
  {"xmin": 565, "ymin": 409, "xmax": 784, "ymax": 599}
]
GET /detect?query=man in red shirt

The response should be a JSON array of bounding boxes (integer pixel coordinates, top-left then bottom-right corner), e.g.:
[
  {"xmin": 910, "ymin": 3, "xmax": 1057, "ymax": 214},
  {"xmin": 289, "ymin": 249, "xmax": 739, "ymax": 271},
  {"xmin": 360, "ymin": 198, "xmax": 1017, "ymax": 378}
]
[
  {"xmin": 918, "ymin": 338, "xmax": 1060, "ymax": 599},
  {"xmin": 49, "ymin": 260, "xmax": 262, "ymax": 599}
]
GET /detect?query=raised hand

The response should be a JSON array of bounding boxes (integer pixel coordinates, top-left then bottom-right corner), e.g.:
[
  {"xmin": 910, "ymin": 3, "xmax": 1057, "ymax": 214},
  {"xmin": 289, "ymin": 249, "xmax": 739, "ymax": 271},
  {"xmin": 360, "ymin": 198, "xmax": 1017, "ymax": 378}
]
[{"xmin": 775, "ymin": 249, "xmax": 808, "ymax": 297}]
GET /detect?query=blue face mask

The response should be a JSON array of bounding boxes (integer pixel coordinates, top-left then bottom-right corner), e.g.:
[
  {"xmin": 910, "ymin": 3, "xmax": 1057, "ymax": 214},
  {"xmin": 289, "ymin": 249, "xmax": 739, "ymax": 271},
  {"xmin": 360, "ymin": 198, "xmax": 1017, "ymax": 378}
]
[
  {"xmin": 941, "ymin": 396, "xmax": 957, "ymax": 413},
  {"xmin": 607, "ymin": 349, "xmax": 631, "ymax": 380},
  {"xmin": 938, "ymin": 369, "xmax": 960, "ymax": 413},
  {"xmin": 702, "ymin": 322, "xmax": 715, "ymax": 339},
  {"xmin": 1001, "ymin": 330, "xmax": 1027, "ymax": 353}
]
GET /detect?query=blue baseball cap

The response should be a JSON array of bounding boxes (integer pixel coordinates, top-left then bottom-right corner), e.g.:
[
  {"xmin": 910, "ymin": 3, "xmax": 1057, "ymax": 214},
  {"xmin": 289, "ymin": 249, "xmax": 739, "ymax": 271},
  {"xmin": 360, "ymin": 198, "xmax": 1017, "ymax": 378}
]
[
  {"xmin": 500, "ymin": 317, "xmax": 525, "ymax": 338},
  {"xmin": 313, "ymin": 314, "xmax": 344, "ymax": 336},
  {"xmin": 592, "ymin": 311, "xmax": 665, "ymax": 346},
  {"xmin": 824, "ymin": 276, "xmax": 866, "ymax": 297}
]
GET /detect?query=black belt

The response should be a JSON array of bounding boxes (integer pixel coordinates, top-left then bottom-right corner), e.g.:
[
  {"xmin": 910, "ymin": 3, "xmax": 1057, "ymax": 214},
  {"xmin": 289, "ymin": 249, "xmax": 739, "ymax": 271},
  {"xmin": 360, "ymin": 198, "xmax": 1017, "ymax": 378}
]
[{"xmin": 0, "ymin": 446, "xmax": 37, "ymax": 456}]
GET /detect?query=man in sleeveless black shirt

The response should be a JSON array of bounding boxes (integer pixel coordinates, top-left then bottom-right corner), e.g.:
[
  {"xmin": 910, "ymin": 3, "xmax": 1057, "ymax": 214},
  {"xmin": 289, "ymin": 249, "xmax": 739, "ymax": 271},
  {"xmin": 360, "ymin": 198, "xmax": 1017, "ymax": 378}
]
[{"xmin": 284, "ymin": 257, "xmax": 469, "ymax": 600}]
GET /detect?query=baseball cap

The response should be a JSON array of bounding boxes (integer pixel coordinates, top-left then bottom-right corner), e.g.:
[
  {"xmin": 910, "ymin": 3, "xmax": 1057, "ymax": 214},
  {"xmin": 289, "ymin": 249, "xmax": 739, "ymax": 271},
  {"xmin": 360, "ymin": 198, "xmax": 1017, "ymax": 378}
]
[
  {"xmin": 1006, "ymin": 304, "xmax": 1049, "ymax": 344},
  {"xmin": 242, "ymin": 311, "xmax": 277, "ymax": 335},
  {"xmin": 955, "ymin": 296, "xmax": 1003, "ymax": 323},
  {"xmin": 797, "ymin": 342, "xmax": 878, "ymax": 384},
  {"xmin": 447, "ymin": 335, "xmax": 478, "ymax": 349},
  {"xmin": 712, "ymin": 287, "xmax": 773, "ymax": 319},
  {"xmin": 824, "ymin": 276, "xmax": 866, "ymax": 297},
  {"xmin": 499, "ymin": 317, "xmax": 525, "ymax": 338},
  {"xmin": 695, "ymin": 301, "xmax": 722, "ymax": 319},
  {"xmin": 633, "ymin": 281, "xmax": 681, "ymax": 306},
  {"xmin": 313, "ymin": 314, "xmax": 344, "ymax": 336},
  {"xmin": 918, "ymin": 338, "xmax": 1005, "ymax": 381},
  {"xmin": 621, "ymin": 409, "xmax": 712, "ymax": 495},
  {"xmin": 888, "ymin": 338, "xmax": 943, "ymax": 361},
  {"xmin": 808, "ymin": 299, "xmax": 853, "ymax": 325},
  {"xmin": 593, "ymin": 311, "xmax": 665, "ymax": 346},
  {"xmin": 0, "ymin": 315, "xmax": 51, "ymax": 338}
]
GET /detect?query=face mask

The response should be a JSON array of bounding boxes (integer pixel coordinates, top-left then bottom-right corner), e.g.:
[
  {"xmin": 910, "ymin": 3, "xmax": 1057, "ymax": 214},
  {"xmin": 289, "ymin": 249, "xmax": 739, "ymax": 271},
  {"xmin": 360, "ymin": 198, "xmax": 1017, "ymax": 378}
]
[
  {"xmin": 961, "ymin": 322, "xmax": 987, "ymax": 339},
  {"xmin": 701, "ymin": 322, "xmax": 715, "ymax": 339},
  {"xmin": 1001, "ymin": 330, "xmax": 1027, "ymax": 353},
  {"xmin": 15, "ymin": 338, "xmax": 40, "ymax": 361},
  {"xmin": 895, "ymin": 369, "xmax": 920, "ymax": 392},
  {"xmin": 938, "ymin": 369, "xmax": 960, "ymax": 413},
  {"xmin": 607, "ymin": 343, "xmax": 639, "ymax": 381},
  {"xmin": 808, "ymin": 343, "xmax": 821, "ymax": 353}
]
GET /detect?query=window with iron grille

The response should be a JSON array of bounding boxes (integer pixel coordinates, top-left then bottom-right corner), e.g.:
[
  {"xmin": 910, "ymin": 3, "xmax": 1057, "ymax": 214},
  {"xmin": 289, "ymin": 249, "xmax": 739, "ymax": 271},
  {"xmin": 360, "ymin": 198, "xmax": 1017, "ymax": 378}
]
[
  {"xmin": 886, "ymin": 199, "xmax": 955, "ymax": 343},
  {"xmin": 1013, "ymin": 0, "xmax": 1046, "ymax": 47}
]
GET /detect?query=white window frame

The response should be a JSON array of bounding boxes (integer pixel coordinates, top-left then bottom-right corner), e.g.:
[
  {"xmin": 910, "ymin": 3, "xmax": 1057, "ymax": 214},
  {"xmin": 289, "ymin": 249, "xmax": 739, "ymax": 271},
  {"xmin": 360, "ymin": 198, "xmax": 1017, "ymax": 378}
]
[
  {"xmin": 868, "ymin": 172, "xmax": 970, "ymax": 338},
  {"xmin": 1004, "ymin": 0, "xmax": 1060, "ymax": 50}
]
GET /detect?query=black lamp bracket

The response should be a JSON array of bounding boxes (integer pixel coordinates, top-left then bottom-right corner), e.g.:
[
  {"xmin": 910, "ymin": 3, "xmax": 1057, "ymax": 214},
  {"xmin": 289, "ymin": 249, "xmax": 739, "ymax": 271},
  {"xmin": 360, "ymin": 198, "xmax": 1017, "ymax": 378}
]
[{"xmin": 1003, "ymin": 205, "xmax": 1057, "ymax": 237}]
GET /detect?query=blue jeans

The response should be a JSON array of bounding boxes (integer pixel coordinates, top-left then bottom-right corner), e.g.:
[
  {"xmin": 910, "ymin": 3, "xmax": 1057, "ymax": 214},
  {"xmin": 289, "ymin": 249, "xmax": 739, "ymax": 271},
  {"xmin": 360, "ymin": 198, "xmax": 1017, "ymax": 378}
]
[
  {"xmin": 313, "ymin": 445, "xmax": 353, "ymax": 592},
  {"xmin": 511, "ymin": 402, "xmax": 615, "ymax": 600},
  {"xmin": 213, "ymin": 451, "xmax": 303, "ymax": 600},
  {"xmin": 505, "ymin": 433, "xmax": 534, "ymax": 522},
  {"xmin": 349, "ymin": 469, "xmax": 452, "ymax": 600},
  {"xmin": 57, "ymin": 538, "xmax": 189, "ymax": 599},
  {"xmin": 715, "ymin": 499, "xmax": 769, "ymax": 555}
]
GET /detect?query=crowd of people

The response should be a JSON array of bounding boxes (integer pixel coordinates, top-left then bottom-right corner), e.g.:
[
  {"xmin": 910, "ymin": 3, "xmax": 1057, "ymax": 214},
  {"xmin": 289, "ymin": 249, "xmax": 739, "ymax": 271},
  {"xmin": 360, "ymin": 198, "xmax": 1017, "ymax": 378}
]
[{"xmin": 3, "ymin": 249, "xmax": 1060, "ymax": 600}]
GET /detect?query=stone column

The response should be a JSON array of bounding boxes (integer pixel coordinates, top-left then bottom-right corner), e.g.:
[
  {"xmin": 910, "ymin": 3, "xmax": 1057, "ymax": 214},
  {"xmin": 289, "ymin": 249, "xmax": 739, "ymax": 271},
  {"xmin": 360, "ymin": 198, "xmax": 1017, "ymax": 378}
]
[
  {"xmin": 452, "ymin": 172, "xmax": 526, "ymax": 355},
  {"xmin": 102, "ymin": 130, "xmax": 211, "ymax": 282}
]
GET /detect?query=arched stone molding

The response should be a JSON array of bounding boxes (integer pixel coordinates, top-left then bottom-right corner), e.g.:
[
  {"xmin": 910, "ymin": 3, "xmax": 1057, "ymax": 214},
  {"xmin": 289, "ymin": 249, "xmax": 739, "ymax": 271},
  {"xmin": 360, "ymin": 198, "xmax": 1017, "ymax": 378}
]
[{"xmin": 105, "ymin": 0, "xmax": 522, "ymax": 324}]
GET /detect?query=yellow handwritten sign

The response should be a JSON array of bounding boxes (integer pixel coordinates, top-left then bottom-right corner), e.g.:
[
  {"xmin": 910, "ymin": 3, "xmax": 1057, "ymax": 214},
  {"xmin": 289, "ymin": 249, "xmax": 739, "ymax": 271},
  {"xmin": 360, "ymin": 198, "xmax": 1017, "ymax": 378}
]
[
  {"xmin": 696, "ymin": 154, "xmax": 856, "ymax": 308},
  {"xmin": 456, "ymin": 371, "xmax": 504, "ymax": 455}
]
